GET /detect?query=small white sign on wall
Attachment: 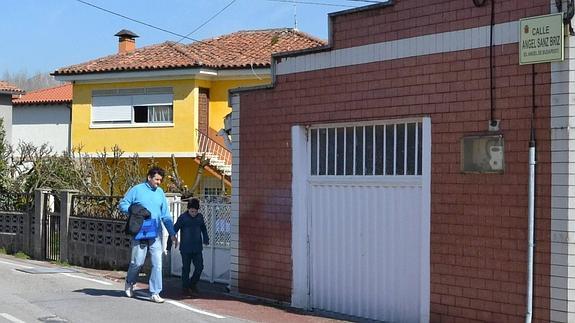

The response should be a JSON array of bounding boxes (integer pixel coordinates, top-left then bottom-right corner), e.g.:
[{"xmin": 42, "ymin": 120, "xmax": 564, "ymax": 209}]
[{"xmin": 519, "ymin": 13, "xmax": 564, "ymax": 65}]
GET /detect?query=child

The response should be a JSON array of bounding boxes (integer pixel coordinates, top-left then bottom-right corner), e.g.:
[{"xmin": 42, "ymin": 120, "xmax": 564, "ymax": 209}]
[{"xmin": 173, "ymin": 198, "xmax": 209, "ymax": 293}]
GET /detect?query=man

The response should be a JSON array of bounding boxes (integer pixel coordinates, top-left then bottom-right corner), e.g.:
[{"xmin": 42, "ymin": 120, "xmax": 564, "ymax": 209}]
[
  {"xmin": 173, "ymin": 198, "xmax": 209, "ymax": 294},
  {"xmin": 119, "ymin": 166, "xmax": 178, "ymax": 303}
]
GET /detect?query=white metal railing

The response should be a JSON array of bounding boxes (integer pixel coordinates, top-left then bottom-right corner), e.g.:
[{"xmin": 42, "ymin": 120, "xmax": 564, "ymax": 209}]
[
  {"xmin": 168, "ymin": 196, "xmax": 231, "ymax": 284},
  {"xmin": 196, "ymin": 129, "xmax": 231, "ymax": 166}
]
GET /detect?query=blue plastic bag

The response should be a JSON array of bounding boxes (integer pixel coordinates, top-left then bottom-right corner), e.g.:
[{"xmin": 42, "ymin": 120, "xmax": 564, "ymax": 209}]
[{"xmin": 134, "ymin": 219, "xmax": 157, "ymax": 240}]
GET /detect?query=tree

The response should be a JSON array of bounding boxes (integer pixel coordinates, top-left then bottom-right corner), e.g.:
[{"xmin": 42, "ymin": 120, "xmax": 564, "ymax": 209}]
[
  {"xmin": 8, "ymin": 142, "xmax": 85, "ymax": 193},
  {"xmin": 1, "ymin": 70, "xmax": 61, "ymax": 91},
  {"xmin": 166, "ymin": 153, "xmax": 212, "ymax": 198},
  {"xmin": 71, "ymin": 145, "xmax": 145, "ymax": 196},
  {"xmin": 0, "ymin": 118, "xmax": 10, "ymax": 191},
  {"xmin": 3, "ymin": 141, "xmax": 145, "ymax": 196}
]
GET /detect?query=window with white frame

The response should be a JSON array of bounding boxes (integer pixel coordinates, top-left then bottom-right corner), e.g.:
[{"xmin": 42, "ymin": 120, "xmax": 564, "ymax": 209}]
[
  {"xmin": 204, "ymin": 187, "xmax": 224, "ymax": 196},
  {"xmin": 91, "ymin": 87, "xmax": 174, "ymax": 126},
  {"xmin": 310, "ymin": 121, "xmax": 423, "ymax": 176},
  {"xmin": 202, "ymin": 176, "xmax": 224, "ymax": 196}
]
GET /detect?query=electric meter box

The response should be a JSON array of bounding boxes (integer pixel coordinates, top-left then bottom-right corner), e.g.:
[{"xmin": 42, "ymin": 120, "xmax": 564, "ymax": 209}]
[{"xmin": 460, "ymin": 135, "xmax": 504, "ymax": 173}]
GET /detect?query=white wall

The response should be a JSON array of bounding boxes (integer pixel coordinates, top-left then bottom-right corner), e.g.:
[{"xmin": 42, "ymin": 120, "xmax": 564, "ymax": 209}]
[
  {"xmin": 550, "ymin": 5, "xmax": 575, "ymax": 321},
  {"xmin": 0, "ymin": 95, "xmax": 13, "ymax": 145},
  {"xmin": 12, "ymin": 104, "xmax": 70, "ymax": 153}
]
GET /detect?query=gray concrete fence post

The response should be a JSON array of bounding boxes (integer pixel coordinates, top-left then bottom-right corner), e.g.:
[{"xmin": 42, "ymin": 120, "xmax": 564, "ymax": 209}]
[
  {"xmin": 59, "ymin": 190, "xmax": 78, "ymax": 263},
  {"xmin": 22, "ymin": 196, "xmax": 33, "ymax": 256},
  {"xmin": 33, "ymin": 189, "xmax": 48, "ymax": 260}
]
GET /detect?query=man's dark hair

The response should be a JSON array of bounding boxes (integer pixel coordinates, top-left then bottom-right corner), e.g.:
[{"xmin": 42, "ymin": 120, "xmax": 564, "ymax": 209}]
[{"xmin": 147, "ymin": 166, "xmax": 165, "ymax": 178}]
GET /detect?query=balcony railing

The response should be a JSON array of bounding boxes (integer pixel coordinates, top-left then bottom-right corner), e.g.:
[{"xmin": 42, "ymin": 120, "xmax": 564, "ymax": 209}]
[{"xmin": 196, "ymin": 129, "xmax": 231, "ymax": 166}]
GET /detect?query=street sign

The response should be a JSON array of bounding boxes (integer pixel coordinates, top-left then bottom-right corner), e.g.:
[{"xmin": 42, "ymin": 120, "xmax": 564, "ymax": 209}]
[{"xmin": 519, "ymin": 13, "xmax": 564, "ymax": 65}]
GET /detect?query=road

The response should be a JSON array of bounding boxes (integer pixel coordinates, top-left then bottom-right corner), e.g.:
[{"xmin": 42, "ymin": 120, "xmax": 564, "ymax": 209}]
[{"xmin": 0, "ymin": 257, "xmax": 244, "ymax": 323}]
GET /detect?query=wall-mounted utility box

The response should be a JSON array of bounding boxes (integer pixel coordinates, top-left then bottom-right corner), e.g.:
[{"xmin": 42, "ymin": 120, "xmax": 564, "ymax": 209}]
[{"xmin": 461, "ymin": 135, "xmax": 504, "ymax": 173}]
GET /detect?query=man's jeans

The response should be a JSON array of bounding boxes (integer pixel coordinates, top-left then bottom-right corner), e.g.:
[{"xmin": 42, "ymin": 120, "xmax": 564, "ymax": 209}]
[
  {"xmin": 181, "ymin": 251, "xmax": 204, "ymax": 288},
  {"xmin": 126, "ymin": 237, "xmax": 163, "ymax": 295}
]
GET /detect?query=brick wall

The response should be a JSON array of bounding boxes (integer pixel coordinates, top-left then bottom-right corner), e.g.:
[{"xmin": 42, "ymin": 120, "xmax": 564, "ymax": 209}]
[
  {"xmin": 329, "ymin": 0, "xmax": 549, "ymax": 50},
  {"xmin": 239, "ymin": 42, "xmax": 551, "ymax": 319},
  {"xmin": 198, "ymin": 88, "xmax": 209, "ymax": 135},
  {"xmin": 237, "ymin": 0, "xmax": 552, "ymax": 320}
]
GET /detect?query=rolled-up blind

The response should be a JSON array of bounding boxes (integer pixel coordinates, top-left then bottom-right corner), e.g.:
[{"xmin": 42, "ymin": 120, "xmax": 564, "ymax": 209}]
[
  {"xmin": 91, "ymin": 96, "xmax": 132, "ymax": 123},
  {"xmin": 132, "ymin": 94, "xmax": 173, "ymax": 106},
  {"xmin": 91, "ymin": 89, "xmax": 173, "ymax": 123}
]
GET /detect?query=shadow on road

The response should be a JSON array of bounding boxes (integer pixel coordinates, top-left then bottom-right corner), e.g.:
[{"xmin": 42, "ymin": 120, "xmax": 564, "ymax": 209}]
[
  {"xmin": 73, "ymin": 288, "xmax": 159, "ymax": 303},
  {"xmin": 73, "ymin": 288, "xmax": 125, "ymax": 298}
]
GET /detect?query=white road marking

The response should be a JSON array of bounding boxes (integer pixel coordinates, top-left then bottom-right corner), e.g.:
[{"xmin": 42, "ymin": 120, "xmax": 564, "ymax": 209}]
[
  {"xmin": 0, "ymin": 260, "xmax": 34, "ymax": 269},
  {"xmin": 166, "ymin": 300, "xmax": 226, "ymax": 319},
  {"xmin": 0, "ymin": 313, "xmax": 26, "ymax": 323},
  {"xmin": 132, "ymin": 291, "xmax": 225, "ymax": 319},
  {"xmin": 60, "ymin": 273, "xmax": 112, "ymax": 286}
]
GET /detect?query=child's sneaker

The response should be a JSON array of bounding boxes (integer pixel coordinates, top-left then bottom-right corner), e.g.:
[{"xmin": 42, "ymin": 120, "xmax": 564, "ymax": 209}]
[{"xmin": 124, "ymin": 282, "xmax": 134, "ymax": 298}]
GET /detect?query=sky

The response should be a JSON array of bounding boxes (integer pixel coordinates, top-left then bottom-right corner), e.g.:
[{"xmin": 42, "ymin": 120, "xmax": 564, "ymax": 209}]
[{"xmin": 0, "ymin": 0, "xmax": 376, "ymax": 75}]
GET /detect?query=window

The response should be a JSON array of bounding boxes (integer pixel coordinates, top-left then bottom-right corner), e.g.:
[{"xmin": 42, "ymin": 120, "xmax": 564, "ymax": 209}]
[
  {"xmin": 202, "ymin": 177, "xmax": 224, "ymax": 196},
  {"xmin": 204, "ymin": 187, "xmax": 224, "ymax": 196},
  {"xmin": 310, "ymin": 121, "xmax": 423, "ymax": 176},
  {"xmin": 91, "ymin": 87, "xmax": 173, "ymax": 126},
  {"xmin": 133, "ymin": 105, "xmax": 173, "ymax": 123}
]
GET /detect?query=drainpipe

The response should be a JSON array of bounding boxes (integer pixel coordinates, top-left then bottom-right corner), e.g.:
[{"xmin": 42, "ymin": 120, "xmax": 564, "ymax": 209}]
[
  {"xmin": 525, "ymin": 64, "xmax": 536, "ymax": 323},
  {"xmin": 525, "ymin": 139, "xmax": 535, "ymax": 323}
]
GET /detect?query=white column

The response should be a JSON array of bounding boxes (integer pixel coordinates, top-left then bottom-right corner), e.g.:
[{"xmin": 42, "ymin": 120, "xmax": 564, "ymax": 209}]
[{"xmin": 550, "ymin": 2, "xmax": 575, "ymax": 321}]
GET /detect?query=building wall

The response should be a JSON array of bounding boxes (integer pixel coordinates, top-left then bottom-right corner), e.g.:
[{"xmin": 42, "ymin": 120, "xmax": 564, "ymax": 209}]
[
  {"xmin": 328, "ymin": 0, "xmax": 548, "ymax": 50},
  {"xmin": 12, "ymin": 104, "xmax": 70, "ymax": 153},
  {"xmin": 196, "ymin": 78, "xmax": 271, "ymax": 135},
  {"xmin": 0, "ymin": 95, "xmax": 13, "ymax": 145},
  {"xmin": 547, "ymin": 32, "xmax": 575, "ymax": 322},
  {"xmin": 73, "ymin": 77, "xmax": 270, "ymax": 154},
  {"xmin": 235, "ymin": 0, "xmax": 553, "ymax": 321},
  {"xmin": 71, "ymin": 79, "xmax": 196, "ymax": 154}
]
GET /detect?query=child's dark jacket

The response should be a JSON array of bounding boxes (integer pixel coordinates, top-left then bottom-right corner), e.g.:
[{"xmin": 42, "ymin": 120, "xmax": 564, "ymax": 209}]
[{"xmin": 174, "ymin": 211, "xmax": 209, "ymax": 253}]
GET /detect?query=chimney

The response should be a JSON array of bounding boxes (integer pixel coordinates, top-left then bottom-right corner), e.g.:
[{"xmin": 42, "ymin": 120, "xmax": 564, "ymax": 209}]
[{"xmin": 115, "ymin": 29, "xmax": 139, "ymax": 54}]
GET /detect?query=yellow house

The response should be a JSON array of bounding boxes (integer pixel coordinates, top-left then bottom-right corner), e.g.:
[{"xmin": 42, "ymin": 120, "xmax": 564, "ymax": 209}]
[{"xmin": 52, "ymin": 29, "xmax": 325, "ymax": 195}]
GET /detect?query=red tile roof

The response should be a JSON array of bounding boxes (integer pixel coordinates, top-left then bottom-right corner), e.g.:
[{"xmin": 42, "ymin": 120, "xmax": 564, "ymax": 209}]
[
  {"xmin": 12, "ymin": 83, "xmax": 72, "ymax": 105},
  {"xmin": 54, "ymin": 28, "xmax": 326, "ymax": 75},
  {"xmin": 0, "ymin": 81, "xmax": 24, "ymax": 94}
]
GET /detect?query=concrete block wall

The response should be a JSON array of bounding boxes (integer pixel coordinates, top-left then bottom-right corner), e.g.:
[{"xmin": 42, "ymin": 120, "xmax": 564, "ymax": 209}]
[
  {"xmin": 0, "ymin": 210, "xmax": 32, "ymax": 255},
  {"xmin": 67, "ymin": 217, "xmax": 131, "ymax": 270}
]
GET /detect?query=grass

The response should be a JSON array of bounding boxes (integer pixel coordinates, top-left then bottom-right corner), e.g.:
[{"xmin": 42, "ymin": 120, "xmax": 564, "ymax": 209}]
[
  {"xmin": 0, "ymin": 247, "xmax": 6, "ymax": 255},
  {"xmin": 51, "ymin": 260, "xmax": 70, "ymax": 267},
  {"xmin": 14, "ymin": 251, "xmax": 30, "ymax": 260}
]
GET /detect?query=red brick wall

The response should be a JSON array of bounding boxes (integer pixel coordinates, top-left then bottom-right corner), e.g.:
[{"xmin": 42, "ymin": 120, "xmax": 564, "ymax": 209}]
[
  {"xmin": 198, "ymin": 88, "xmax": 209, "ymax": 135},
  {"xmin": 330, "ymin": 0, "xmax": 549, "ymax": 50},
  {"xmin": 238, "ymin": 1, "xmax": 552, "ymax": 321}
]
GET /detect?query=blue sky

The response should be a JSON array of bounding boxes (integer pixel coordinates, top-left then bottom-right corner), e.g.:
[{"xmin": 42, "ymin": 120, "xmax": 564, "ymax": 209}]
[{"xmin": 1, "ymin": 0, "xmax": 373, "ymax": 75}]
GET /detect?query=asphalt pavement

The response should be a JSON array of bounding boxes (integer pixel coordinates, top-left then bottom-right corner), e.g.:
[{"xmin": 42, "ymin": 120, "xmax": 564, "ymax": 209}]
[{"xmin": 0, "ymin": 254, "xmax": 348, "ymax": 323}]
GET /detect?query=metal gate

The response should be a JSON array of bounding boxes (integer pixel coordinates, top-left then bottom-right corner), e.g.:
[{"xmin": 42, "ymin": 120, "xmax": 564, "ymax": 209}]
[
  {"xmin": 43, "ymin": 192, "xmax": 61, "ymax": 261},
  {"xmin": 291, "ymin": 118, "xmax": 431, "ymax": 322},
  {"xmin": 169, "ymin": 196, "xmax": 231, "ymax": 284}
]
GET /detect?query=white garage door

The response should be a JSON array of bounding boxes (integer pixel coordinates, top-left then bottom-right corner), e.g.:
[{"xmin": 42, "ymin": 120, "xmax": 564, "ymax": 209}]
[{"xmin": 291, "ymin": 118, "xmax": 431, "ymax": 322}]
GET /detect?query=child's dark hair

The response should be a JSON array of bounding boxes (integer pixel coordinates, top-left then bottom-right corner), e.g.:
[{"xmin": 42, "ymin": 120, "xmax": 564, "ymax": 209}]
[{"xmin": 187, "ymin": 198, "xmax": 200, "ymax": 210}]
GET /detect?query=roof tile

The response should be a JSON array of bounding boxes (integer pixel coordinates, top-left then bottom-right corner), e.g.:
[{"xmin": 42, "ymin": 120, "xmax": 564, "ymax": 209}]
[
  {"xmin": 54, "ymin": 28, "xmax": 326, "ymax": 75},
  {"xmin": 12, "ymin": 83, "xmax": 72, "ymax": 105},
  {"xmin": 0, "ymin": 81, "xmax": 24, "ymax": 94}
]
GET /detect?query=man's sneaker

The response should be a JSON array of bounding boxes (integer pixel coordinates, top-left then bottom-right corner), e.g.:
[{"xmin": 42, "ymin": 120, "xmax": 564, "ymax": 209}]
[
  {"xmin": 124, "ymin": 282, "xmax": 134, "ymax": 298},
  {"xmin": 150, "ymin": 294, "xmax": 165, "ymax": 303}
]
